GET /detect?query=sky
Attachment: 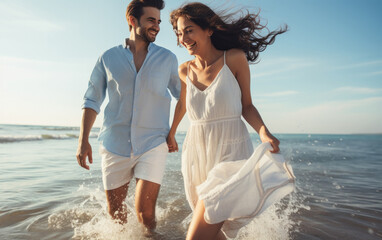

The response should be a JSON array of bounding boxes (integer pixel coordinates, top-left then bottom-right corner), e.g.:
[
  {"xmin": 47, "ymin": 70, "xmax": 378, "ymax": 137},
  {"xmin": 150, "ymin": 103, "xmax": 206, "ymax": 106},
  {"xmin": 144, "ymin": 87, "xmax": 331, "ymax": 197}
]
[{"xmin": 0, "ymin": 0, "xmax": 381, "ymax": 134}]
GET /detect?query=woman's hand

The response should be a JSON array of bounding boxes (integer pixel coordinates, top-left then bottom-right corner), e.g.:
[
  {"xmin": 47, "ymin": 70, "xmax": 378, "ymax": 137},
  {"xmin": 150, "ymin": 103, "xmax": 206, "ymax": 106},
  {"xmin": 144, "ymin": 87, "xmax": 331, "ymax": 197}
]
[
  {"xmin": 259, "ymin": 126, "xmax": 280, "ymax": 153},
  {"xmin": 166, "ymin": 133, "xmax": 179, "ymax": 153}
]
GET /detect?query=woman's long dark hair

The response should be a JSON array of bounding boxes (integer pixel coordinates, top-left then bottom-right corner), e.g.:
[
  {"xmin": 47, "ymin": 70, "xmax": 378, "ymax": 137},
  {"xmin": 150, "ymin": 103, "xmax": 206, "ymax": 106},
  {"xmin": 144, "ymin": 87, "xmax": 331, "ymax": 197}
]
[{"xmin": 170, "ymin": 2, "xmax": 287, "ymax": 63}]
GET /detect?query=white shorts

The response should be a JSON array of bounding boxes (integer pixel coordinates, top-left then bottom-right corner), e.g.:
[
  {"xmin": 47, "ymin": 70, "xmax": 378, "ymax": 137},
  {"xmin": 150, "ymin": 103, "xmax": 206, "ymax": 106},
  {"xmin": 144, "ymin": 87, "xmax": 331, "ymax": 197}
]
[{"xmin": 99, "ymin": 142, "xmax": 168, "ymax": 190}]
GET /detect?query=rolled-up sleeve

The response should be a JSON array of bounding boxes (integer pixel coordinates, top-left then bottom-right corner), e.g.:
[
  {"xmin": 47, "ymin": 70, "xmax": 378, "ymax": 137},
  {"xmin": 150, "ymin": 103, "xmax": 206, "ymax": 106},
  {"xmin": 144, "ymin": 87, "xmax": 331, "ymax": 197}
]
[
  {"xmin": 82, "ymin": 56, "xmax": 107, "ymax": 113},
  {"xmin": 167, "ymin": 54, "xmax": 181, "ymax": 100}
]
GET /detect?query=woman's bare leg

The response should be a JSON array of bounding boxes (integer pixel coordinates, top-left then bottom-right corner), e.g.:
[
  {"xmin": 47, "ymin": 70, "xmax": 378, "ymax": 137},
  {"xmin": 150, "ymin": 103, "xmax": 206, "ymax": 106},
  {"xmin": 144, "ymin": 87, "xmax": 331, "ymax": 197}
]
[{"xmin": 186, "ymin": 200, "xmax": 225, "ymax": 240}]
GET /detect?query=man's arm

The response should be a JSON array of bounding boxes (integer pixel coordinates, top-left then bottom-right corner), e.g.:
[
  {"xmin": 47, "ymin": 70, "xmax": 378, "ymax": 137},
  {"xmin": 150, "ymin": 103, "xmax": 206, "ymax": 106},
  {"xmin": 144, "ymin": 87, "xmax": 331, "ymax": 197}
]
[
  {"xmin": 76, "ymin": 108, "xmax": 97, "ymax": 170},
  {"xmin": 77, "ymin": 55, "xmax": 106, "ymax": 168},
  {"xmin": 167, "ymin": 54, "xmax": 181, "ymax": 99}
]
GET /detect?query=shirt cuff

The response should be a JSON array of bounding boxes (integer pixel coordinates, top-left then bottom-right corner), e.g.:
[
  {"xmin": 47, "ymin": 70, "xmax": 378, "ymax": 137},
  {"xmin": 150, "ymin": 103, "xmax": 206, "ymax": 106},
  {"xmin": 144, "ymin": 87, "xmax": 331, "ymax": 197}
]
[{"xmin": 82, "ymin": 100, "xmax": 100, "ymax": 114}]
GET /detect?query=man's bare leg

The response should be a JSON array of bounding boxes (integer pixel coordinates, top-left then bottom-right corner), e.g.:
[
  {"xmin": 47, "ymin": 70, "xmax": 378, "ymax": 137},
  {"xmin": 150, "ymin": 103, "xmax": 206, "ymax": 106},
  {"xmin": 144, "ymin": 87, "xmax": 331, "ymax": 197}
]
[
  {"xmin": 135, "ymin": 178, "xmax": 161, "ymax": 231},
  {"xmin": 105, "ymin": 183, "xmax": 129, "ymax": 223}
]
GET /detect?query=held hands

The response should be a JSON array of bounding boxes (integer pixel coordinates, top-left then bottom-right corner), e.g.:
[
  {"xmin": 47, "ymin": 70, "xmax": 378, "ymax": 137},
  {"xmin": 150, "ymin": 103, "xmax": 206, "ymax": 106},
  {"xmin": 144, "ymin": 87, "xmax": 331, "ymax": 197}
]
[
  {"xmin": 259, "ymin": 126, "xmax": 280, "ymax": 153},
  {"xmin": 76, "ymin": 140, "xmax": 93, "ymax": 170},
  {"xmin": 166, "ymin": 133, "xmax": 178, "ymax": 153}
]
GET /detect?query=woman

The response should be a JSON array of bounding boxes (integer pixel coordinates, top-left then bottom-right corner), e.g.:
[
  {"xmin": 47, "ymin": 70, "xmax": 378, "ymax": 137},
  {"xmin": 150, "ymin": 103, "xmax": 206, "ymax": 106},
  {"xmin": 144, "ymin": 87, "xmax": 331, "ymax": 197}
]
[{"xmin": 167, "ymin": 2, "xmax": 295, "ymax": 239}]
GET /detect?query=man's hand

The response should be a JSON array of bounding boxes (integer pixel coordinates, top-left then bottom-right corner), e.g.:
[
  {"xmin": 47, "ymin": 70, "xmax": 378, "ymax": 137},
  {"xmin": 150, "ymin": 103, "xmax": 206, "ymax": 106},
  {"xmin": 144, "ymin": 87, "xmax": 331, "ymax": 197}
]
[
  {"xmin": 166, "ymin": 134, "xmax": 178, "ymax": 153},
  {"xmin": 76, "ymin": 140, "xmax": 93, "ymax": 170}
]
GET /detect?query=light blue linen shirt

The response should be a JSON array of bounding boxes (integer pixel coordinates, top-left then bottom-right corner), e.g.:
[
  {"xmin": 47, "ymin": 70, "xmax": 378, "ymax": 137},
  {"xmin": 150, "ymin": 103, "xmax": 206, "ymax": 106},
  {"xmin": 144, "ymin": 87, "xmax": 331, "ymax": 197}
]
[{"xmin": 82, "ymin": 39, "xmax": 180, "ymax": 157}]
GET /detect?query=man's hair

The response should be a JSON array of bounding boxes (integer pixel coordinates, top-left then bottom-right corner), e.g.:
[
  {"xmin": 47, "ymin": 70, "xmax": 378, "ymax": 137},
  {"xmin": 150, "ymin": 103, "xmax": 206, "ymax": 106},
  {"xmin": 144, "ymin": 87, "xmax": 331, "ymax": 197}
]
[{"xmin": 126, "ymin": 0, "xmax": 164, "ymax": 30}]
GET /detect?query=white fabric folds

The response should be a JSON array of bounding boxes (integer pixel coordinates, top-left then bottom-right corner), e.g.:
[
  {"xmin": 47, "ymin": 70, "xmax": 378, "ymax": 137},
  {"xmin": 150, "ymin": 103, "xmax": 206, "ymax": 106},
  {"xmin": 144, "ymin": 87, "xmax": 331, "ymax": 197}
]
[
  {"xmin": 182, "ymin": 52, "xmax": 296, "ymax": 238},
  {"xmin": 197, "ymin": 142, "xmax": 295, "ymax": 238}
]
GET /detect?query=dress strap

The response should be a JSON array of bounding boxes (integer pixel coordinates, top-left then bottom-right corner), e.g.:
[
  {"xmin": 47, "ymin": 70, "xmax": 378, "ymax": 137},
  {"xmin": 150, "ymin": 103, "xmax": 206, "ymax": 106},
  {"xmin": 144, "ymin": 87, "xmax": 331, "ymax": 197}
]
[{"xmin": 187, "ymin": 61, "xmax": 191, "ymax": 79}]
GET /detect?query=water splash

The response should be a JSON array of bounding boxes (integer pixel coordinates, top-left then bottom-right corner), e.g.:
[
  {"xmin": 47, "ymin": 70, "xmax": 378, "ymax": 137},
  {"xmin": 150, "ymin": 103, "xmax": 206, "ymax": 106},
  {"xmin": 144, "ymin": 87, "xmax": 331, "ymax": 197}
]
[
  {"xmin": 236, "ymin": 193, "xmax": 307, "ymax": 240},
  {"xmin": 47, "ymin": 181, "xmax": 306, "ymax": 239}
]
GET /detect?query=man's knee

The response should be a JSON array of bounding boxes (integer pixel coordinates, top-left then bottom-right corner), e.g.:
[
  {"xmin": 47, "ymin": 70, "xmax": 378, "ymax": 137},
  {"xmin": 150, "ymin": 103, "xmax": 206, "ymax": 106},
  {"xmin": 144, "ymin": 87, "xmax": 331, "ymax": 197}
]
[
  {"xmin": 107, "ymin": 202, "xmax": 127, "ymax": 219},
  {"xmin": 108, "ymin": 203, "xmax": 121, "ymax": 214},
  {"xmin": 137, "ymin": 209, "xmax": 156, "ymax": 228}
]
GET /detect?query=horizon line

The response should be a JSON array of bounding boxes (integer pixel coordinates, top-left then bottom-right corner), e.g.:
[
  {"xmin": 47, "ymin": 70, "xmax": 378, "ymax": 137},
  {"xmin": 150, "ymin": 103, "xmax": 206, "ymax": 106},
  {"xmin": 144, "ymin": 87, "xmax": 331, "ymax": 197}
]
[{"xmin": 1, "ymin": 123, "xmax": 381, "ymax": 136}]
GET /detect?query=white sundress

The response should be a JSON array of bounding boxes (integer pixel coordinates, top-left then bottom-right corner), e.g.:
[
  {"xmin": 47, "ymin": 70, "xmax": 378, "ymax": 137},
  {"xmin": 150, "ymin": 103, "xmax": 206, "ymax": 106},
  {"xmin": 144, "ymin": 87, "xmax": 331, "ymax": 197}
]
[{"xmin": 182, "ymin": 52, "xmax": 295, "ymax": 238}]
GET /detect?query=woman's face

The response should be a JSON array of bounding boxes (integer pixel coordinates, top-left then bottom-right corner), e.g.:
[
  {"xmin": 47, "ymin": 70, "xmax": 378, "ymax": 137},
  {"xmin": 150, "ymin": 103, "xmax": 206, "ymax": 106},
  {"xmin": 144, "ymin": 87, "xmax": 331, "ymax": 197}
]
[{"xmin": 176, "ymin": 16, "xmax": 212, "ymax": 55}]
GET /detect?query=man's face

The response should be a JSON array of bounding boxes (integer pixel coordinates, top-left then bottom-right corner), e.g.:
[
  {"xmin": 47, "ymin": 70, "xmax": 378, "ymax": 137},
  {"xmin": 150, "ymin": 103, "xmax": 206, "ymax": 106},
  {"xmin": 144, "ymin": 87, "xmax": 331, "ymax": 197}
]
[{"xmin": 136, "ymin": 7, "xmax": 161, "ymax": 43}]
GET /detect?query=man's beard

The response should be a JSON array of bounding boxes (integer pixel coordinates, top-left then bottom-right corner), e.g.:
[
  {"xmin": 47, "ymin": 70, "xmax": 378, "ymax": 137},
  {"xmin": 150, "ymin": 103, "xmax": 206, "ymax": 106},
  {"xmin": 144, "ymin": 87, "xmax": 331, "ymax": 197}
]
[{"xmin": 137, "ymin": 22, "xmax": 158, "ymax": 43}]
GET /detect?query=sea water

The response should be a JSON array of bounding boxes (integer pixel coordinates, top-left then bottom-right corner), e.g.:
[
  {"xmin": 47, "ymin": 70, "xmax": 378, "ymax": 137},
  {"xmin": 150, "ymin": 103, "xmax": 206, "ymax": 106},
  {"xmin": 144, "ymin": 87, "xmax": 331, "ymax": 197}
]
[{"xmin": 0, "ymin": 124, "xmax": 381, "ymax": 239}]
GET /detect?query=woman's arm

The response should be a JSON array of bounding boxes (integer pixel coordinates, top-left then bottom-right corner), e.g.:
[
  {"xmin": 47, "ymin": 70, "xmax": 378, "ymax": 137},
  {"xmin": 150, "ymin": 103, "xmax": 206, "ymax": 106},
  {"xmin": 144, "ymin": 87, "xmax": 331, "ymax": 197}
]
[
  {"xmin": 167, "ymin": 62, "xmax": 188, "ymax": 152},
  {"xmin": 226, "ymin": 49, "xmax": 280, "ymax": 153}
]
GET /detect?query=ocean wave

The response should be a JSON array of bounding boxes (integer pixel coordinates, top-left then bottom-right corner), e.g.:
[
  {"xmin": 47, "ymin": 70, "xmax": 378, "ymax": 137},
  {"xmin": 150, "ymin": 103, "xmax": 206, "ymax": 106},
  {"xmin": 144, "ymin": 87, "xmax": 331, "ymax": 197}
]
[
  {"xmin": 42, "ymin": 126, "xmax": 100, "ymax": 132},
  {"xmin": 43, "ymin": 127, "xmax": 80, "ymax": 131},
  {"xmin": 0, "ymin": 133, "xmax": 98, "ymax": 143}
]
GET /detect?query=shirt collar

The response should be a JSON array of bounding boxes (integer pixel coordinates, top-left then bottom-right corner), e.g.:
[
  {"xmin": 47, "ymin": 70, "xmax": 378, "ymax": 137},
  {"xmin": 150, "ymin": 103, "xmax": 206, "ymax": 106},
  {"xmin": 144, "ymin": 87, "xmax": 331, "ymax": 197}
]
[{"xmin": 123, "ymin": 38, "xmax": 154, "ymax": 52}]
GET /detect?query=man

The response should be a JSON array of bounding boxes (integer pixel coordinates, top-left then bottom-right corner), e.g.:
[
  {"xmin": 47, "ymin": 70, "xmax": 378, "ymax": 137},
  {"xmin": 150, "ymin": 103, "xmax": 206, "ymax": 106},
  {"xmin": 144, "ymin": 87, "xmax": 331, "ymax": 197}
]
[{"xmin": 76, "ymin": 0, "xmax": 180, "ymax": 232}]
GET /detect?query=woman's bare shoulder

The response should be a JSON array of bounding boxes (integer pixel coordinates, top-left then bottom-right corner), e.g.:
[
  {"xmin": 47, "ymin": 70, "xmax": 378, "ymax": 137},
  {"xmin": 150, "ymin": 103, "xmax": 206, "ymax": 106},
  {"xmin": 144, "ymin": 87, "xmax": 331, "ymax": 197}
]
[
  {"xmin": 226, "ymin": 48, "xmax": 247, "ymax": 62},
  {"xmin": 178, "ymin": 61, "xmax": 191, "ymax": 82},
  {"xmin": 226, "ymin": 49, "xmax": 248, "ymax": 74}
]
